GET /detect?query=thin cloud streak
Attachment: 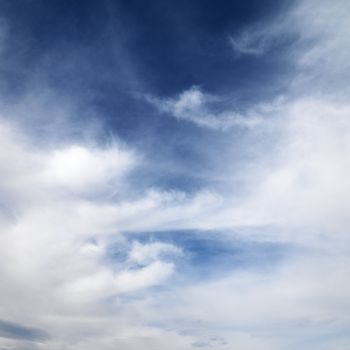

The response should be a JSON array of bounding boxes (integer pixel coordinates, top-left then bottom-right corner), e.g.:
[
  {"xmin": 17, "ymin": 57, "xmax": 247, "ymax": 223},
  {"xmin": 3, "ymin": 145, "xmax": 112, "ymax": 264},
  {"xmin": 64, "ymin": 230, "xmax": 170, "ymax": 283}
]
[{"xmin": 146, "ymin": 86, "xmax": 263, "ymax": 130}]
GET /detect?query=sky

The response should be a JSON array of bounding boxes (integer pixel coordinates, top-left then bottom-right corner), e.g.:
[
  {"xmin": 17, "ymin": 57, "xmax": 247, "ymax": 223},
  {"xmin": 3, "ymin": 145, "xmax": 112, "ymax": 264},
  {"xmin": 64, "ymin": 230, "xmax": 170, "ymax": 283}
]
[{"xmin": 0, "ymin": 0, "xmax": 350, "ymax": 349}]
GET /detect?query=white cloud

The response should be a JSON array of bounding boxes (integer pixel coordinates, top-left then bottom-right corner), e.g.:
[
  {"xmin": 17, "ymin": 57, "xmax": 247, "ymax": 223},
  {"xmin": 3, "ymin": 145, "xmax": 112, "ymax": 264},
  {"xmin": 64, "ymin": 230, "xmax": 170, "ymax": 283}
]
[
  {"xmin": 202, "ymin": 97, "xmax": 350, "ymax": 244},
  {"xmin": 229, "ymin": 0, "xmax": 350, "ymax": 96},
  {"xmin": 292, "ymin": 0, "xmax": 350, "ymax": 74},
  {"xmin": 147, "ymin": 86, "xmax": 262, "ymax": 130},
  {"xmin": 1, "ymin": 1, "xmax": 350, "ymax": 349},
  {"xmin": 4, "ymin": 98, "xmax": 345, "ymax": 348},
  {"xmin": 2, "ymin": 84, "xmax": 350, "ymax": 350},
  {"xmin": 128, "ymin": 241, "xmax": 182, "ymax": 265},
  {"xmin": 146, "ymin": 251, "xmax": 350, "ymax": 349},
  {"xmin": 42, "ymin": 144, "xmax": 136, "ymax": 194},
  {"xmin": 114, "ymin": 261, "xmax": 174, "ymax": 294}
]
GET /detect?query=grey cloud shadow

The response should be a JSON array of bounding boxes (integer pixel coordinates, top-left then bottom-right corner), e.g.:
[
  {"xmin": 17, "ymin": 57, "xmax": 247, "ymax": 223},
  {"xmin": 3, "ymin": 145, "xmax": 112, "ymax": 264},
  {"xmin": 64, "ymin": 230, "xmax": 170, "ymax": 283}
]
[{"xmin": 0, "ymin": 319, "xmax": 49, "ymax": 342}]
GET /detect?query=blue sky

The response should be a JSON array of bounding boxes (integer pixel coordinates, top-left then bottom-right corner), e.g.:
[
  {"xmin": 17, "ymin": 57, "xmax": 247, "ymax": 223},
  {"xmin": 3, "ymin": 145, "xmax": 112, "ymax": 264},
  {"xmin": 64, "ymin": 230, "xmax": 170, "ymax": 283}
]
[{"xmin": 0, "ymin": 1, "xmax": 350, "ymax": 349}]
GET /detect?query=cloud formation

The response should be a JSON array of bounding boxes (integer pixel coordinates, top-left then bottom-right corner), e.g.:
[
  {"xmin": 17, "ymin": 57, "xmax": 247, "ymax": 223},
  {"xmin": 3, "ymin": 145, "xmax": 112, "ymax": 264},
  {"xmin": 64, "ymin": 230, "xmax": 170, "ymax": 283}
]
[
  {"xmin": 147, "ymin": 86, "xmax": 263, "ymax": 130},
  {"xmin": 0, "ymin": 0, "xmax": 350, "ymax": 349}
]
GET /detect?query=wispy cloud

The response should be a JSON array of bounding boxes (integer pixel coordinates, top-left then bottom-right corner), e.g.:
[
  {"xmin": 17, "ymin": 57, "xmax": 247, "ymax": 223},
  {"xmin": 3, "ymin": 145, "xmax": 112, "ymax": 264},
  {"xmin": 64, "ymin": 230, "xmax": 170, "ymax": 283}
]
[
  {"xmin": 147, "ymin": 86, "xmax": 263, "ymax": 130},
  {"xmin": 1, "ymin": 0, "xmax": 350, "ymax": 349},
  {"xmin": 229, "ymin": 30, "xmax": 274, "ymax": 56}
]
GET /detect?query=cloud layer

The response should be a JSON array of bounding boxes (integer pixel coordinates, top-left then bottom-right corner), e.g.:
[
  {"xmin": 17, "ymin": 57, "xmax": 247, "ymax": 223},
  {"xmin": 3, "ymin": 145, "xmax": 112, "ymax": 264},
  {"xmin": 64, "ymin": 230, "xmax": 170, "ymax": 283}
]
[{"xmin": 0, "ymin": 0, "xmax": 350, "ymax": 349}]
